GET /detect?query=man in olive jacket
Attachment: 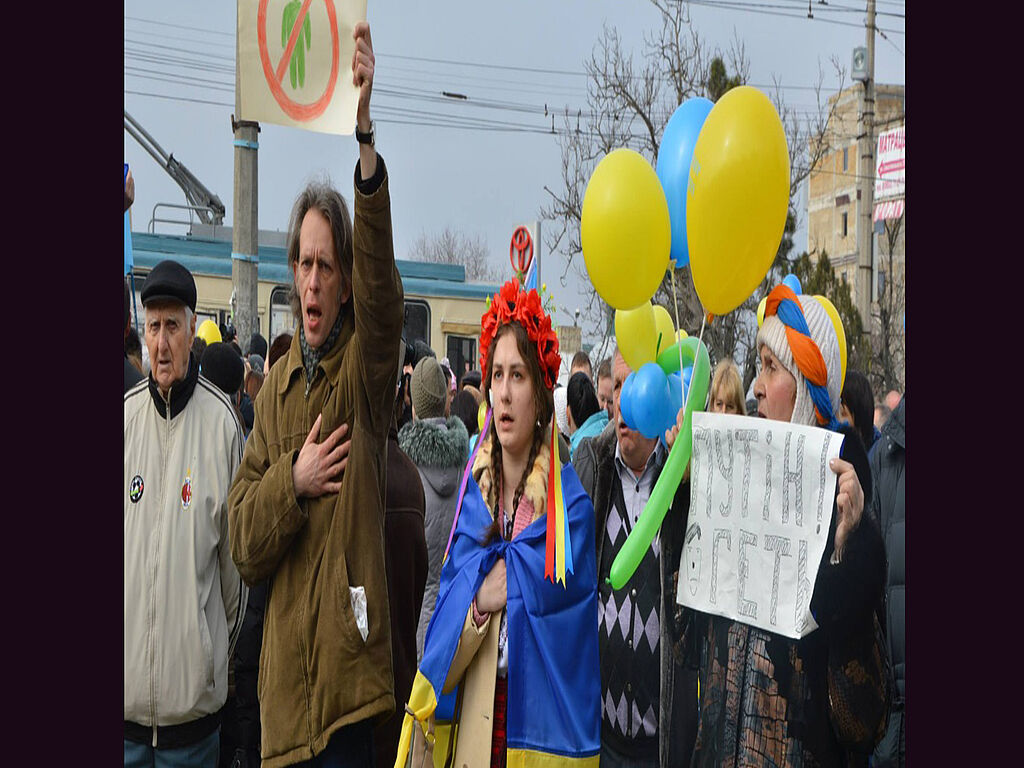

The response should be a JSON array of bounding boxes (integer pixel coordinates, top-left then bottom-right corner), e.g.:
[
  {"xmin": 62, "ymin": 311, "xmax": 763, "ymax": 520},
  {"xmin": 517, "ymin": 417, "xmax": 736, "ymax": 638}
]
[{"xmin": 227, "ymin": 22, "xmax": 404, "ymax": 768}]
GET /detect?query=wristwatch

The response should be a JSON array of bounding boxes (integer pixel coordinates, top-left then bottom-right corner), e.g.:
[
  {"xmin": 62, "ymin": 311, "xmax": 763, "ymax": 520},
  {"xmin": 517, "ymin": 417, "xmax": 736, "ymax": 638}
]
[{"xmin": 355, "ymin": 120, "xmax": 375, "ymax": 147}]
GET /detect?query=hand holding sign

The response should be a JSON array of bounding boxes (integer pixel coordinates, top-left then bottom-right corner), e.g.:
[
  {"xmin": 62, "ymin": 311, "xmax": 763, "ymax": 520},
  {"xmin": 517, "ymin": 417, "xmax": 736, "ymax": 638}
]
[
  {"xmin": 351, "ymin": 21, "xmax": 374, "ymax": 126},
  {"xmin": 830, "ymin": 457, "xmax": 863, "ymax": 559},
  {"xmin": 124, "ymin": 167, "xmax": 135, "ymax": 213}
]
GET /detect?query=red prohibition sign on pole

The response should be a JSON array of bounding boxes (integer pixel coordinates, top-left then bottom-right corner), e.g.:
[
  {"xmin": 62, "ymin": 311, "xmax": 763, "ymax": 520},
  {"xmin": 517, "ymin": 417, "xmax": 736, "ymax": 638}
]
[
  {"xmin": 509, "ymin": 225, "xmax": 533, "ymax": 277},
  {"xmin": 257, "ymin": 0, "xmax": 340, "ymax": 122}
]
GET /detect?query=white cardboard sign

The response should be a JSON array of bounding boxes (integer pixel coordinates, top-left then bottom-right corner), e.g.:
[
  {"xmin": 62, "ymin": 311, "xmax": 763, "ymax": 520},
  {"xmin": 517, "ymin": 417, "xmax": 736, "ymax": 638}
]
[
  {"xmin": 238, "ymin": 0, "xmax": 367, "ymax": 135},
  {"xmin": 676, "ymin": 412, "xmax": 844, "ymax": 639}
]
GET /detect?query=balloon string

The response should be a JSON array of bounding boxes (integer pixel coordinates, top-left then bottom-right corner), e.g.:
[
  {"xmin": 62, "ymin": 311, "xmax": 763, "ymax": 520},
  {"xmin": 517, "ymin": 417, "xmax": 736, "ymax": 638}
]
[
  {"xmin": 670, "ymin": 270, "xmax": 685, "ymax": 409},
  {"xmin": 684, "ymin": 312, "xmax": 707, "ymax": 416}
]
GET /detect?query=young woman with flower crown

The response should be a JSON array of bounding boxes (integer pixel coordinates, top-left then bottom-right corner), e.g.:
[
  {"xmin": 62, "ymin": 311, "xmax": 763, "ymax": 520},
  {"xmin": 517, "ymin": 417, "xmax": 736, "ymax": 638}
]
[{"xmin": 394, "ymin": 279, "xmax": 602, "ymax": 768}]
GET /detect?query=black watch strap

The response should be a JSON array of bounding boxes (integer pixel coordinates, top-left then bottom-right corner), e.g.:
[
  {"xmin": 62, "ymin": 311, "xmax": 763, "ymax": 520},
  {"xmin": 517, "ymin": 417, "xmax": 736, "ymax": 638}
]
[{"xmin": 355, "ymin": 121, "xmax": 375, "ymax": 146}]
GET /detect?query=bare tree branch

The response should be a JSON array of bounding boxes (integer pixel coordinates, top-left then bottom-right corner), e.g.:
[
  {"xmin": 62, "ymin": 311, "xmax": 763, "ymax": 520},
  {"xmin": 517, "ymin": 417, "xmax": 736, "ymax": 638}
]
[
  {"xmin": 540, "ymin": 1, "xmax": 844, "ymax": 372},
  {"xmin": 407, "ymin": 226, "xmax": 502, "ymax": 283}
]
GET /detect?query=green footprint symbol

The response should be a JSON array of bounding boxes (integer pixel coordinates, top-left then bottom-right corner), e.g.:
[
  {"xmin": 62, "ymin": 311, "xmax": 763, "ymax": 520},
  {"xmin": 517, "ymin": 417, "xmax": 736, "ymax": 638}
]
[{"xmin": 282, "ymin": 0, "xmax": 312, "ymax": 89}]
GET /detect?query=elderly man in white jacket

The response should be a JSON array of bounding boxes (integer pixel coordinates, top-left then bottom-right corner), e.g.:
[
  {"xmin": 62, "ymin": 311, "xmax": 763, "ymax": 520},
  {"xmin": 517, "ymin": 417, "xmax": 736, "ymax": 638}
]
[{"xmin": 124, "ymin": 259, "xmax": 246, "ymax": 768}]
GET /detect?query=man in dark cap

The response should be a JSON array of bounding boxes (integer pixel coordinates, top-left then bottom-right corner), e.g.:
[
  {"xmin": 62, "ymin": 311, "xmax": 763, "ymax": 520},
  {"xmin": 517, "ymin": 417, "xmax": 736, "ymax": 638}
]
[{"xmin": 124, "ymin": 259, "xmax": 247, "ymax": 768}]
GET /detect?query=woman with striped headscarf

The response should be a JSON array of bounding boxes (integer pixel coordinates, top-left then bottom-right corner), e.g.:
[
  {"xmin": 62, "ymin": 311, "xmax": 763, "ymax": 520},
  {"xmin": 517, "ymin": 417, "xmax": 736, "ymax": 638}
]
[{"xmin": 688, "ymin": 284, "xmax": 888, "ymax": 767}]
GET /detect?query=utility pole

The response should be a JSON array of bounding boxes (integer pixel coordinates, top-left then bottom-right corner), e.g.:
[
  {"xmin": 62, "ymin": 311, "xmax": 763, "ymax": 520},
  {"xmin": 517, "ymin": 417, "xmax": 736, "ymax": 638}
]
[
  {"xmin": 232, "ymin": 26, "xmax": 260, "ymax": 349},
  {"xmin": 855, "ymin": 0, "xmax": 876, "ymax": 335}
]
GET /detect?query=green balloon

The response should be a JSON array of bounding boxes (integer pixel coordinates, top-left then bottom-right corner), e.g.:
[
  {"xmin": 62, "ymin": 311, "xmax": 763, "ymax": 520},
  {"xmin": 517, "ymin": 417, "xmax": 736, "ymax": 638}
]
[
  {"xmin": 656, "ymin": 337, "xmax": 699, "ymax": 375},
  {"xmin": 608, "ymin": 336, "xmax": 711, "ymax": 590}
]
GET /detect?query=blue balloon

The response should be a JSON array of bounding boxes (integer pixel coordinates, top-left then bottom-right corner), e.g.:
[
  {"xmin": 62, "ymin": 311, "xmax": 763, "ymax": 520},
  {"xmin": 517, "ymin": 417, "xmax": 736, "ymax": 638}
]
[
  {"xmin": 667, "ymin": 367, "xmax": 693, "ymax": 426},
  {"xmin": 620, "ymin": 371, "xmax": 637, "ymax": 430},
  {"xmin": 656, "ymin": 98, "xmax": 714, "ymax": 269},
  {"xmin": 632, "ymin": 363, "xmax": 674, "ymax": 440},
  {"xmin": 667, "ymin": 371, "xmax": 684, "ymax": 426},
  {"xmin": 782, "ymin": 274, "xmax": 802, "ymax": 295}
]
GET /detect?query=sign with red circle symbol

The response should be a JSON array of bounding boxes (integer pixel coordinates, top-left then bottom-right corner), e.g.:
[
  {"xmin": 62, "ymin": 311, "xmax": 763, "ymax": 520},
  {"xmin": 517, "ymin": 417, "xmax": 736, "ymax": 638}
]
[
  {"xmin": 257, "ymin": 0, "xmax": 339, "ymax": 121},
  {"xmin": 238, "ymin": 0, "xmax": 365, "ymax": 135},
  {"xmin": 510, "ymin": 225, "xmax": 534, "ymax": 278}
]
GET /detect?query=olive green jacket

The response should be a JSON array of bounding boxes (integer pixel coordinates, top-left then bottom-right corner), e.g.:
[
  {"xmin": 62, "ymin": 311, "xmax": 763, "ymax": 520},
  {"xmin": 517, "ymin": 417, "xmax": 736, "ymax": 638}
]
[{"xmin": 228, "ymin": 162, "xmax": 403, "ymax": 768}]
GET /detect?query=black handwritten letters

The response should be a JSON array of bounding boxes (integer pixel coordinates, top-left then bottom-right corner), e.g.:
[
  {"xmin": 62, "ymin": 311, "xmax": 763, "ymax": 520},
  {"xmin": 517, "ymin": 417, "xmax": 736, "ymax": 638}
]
[
  {"xmin": 680, "ymin": 414, "xmax": 843, "ymax": 639},
  {"xmin": 737, "ymin": 531, "xmax": 757, "ymax": 619}
]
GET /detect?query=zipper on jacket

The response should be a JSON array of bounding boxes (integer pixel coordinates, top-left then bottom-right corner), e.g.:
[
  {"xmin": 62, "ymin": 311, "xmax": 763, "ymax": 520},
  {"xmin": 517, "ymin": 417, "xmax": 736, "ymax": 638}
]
[{"xmin": 151, "ymin": 383, "xmax": 173, "ymax": 747}]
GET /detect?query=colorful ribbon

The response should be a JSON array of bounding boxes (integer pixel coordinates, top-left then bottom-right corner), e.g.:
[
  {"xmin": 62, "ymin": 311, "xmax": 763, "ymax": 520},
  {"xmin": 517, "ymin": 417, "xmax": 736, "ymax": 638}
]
[
  {"xmin": 763, "ymin": 284, "xmax": 840, "ymax": 430},
  {"xmin": 546, "ymin": 416, "xmax": 572, "ymax": 585},
  {"xmin": 445, "ymin": 407, "xmax": 571, "ymax": 584}
]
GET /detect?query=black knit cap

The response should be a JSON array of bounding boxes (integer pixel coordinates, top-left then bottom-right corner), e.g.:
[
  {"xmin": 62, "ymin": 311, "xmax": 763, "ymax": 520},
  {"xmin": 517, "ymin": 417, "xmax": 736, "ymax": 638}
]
[
  {"xmin": 248, "ymin": 332, "xmax": 268, "ymax": 358},
  {"xmin": 141, "ymin": 259, "xmax": 197, "ymax": 312},
  {"xmin": 201, "ymin": 342, "xmax": 244, "ymax": 396}
]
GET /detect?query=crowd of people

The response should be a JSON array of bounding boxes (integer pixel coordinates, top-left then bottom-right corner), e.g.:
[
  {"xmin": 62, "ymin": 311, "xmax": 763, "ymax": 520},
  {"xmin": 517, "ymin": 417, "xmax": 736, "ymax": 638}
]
[{"xmin": 124, "ymin": 22, "xmax": 904, "ymax": 768}]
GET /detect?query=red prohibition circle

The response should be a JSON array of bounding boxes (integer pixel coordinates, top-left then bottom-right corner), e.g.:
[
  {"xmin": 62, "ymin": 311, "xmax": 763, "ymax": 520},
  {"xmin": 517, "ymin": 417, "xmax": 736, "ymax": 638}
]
[
  {"xmin": 509, "ymin": 225, "xmax": 533, "ymax": 275},
  {"xmin": 257, "ymin": 0, "xmax": 340, "ymax": 122}
]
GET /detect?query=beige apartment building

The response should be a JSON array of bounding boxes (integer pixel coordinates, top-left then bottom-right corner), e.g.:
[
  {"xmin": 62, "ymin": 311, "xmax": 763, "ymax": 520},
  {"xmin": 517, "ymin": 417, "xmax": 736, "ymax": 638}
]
[
  {"xmin": 806, "ymin": 82, "xmax": 905, "ymax": 392},
  {"xmin": 807, "ymin": 83, "xmax": 905, "ymax": 304}
]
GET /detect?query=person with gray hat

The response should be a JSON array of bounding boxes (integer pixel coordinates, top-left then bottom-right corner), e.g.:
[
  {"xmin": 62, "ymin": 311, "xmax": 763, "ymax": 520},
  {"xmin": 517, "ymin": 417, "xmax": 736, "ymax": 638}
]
[
  {"xmin": 398, "ymin": 356, "xmax": 469, "ymax": 660},
  {"xmin": 124, "ymin": 259, "xmax": 247, "ymax": 768}
]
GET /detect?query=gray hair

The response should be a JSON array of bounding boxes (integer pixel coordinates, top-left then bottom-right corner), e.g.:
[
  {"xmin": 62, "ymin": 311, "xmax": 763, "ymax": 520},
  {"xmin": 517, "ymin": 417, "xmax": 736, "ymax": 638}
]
[{"xmin": 285, "ymin": 180, "xmax": 354, "ymax": 322}]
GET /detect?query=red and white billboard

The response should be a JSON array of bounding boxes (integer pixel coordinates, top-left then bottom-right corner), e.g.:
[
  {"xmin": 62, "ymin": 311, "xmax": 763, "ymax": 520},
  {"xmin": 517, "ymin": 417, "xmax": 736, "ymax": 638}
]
[
  {"xmin": 874, "ymin": 124, "xmax": 905, "ymax": 201},
  {"xmin": 873, "ymin": 198, "xmax": 904, "ymax": 223}
]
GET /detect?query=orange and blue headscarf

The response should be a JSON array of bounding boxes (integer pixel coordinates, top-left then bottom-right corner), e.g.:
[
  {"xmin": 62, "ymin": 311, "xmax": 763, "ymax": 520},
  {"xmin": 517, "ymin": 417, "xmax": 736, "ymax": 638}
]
[{"xmin": 763, "ymin": 284, "xmax": 840, "ymax": 431}]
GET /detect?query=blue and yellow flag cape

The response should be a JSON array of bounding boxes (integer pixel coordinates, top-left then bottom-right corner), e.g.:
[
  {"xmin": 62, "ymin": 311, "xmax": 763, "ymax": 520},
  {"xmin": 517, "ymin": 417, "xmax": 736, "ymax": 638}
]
[{"xmin": 395, "ymin": 463, "xmax": 601, "ymax": 767}]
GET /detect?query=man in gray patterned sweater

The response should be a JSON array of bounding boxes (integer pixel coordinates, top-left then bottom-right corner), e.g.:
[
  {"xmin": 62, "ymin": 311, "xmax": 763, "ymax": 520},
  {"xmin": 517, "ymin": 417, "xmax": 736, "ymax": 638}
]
[{"xmin": 573, "ymin": 349, "xmax": 698, "ymax": 768}]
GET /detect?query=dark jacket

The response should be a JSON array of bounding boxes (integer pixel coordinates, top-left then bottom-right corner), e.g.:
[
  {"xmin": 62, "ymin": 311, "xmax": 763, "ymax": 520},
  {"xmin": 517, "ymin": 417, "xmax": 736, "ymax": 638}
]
[
  {"xmin": 124, "ymin": 354, "xmax": 143, "ymax": 395},
  {"xmin": 691, "ymin": 424, "xmax": 886, "ymax": 768},
  {"xmin": 374, "ymin": 423, "xmax": 428, "ymax": 768},
  {"xmin": 870, "ymin": 397, "xmax": 905, "ymax": 768},
  {"xmin": 227, "ymin": 157, "xmax": 404, "ymax": 768},
  {"xmin": 232, "ymin": 580, "xmax": 267, "ymax": 767},
  {"xmin": 573, "ymin": 420, "xmax": 698, "ymax": 767},
  {"xmin": 397, "ymin": 415, "xmax": 470, "ymax": 660}
]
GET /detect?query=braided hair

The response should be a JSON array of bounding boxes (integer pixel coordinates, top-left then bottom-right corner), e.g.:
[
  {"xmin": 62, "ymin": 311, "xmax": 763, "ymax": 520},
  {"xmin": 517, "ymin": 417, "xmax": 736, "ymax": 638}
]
[{"xmin": 480, "ymin": 322, "xmax": 555, "ymax": 545}]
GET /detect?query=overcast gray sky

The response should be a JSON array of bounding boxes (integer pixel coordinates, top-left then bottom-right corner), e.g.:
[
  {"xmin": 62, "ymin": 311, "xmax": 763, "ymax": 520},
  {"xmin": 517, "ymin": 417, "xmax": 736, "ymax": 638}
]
[{"xmin": 124, "ymin": 0, "xmax": 905, "ymax": 345}]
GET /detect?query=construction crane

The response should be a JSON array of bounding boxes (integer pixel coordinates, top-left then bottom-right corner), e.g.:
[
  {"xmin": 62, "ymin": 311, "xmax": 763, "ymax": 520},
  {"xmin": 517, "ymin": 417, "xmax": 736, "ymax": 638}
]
[{"xmin": 124, "ymin": 110, "xmax": 226, "ymax": 227}]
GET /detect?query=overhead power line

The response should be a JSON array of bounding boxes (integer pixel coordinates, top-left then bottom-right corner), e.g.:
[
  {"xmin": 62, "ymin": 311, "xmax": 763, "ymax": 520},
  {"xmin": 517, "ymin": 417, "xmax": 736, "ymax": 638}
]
[{"xmin": 682, "ymin": 0, "xmax": 905, "ymax": 34}]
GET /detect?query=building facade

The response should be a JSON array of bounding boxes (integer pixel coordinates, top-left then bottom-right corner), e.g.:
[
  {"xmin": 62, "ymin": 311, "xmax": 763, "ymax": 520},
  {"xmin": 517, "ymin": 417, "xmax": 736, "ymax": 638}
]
[
  {"xmin": 806, "ymin": 82, "xmax": 905, "ymax": 391},
  {"xmin": 807, "ymin": 83, "xmax": 905, "ymax": 290}
]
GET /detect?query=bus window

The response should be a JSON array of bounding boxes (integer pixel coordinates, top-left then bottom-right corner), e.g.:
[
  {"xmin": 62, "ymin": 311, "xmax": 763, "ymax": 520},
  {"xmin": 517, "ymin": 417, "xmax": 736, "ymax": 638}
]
[
  {"xmin": 404, "ymin": 300, "xmax": 430, "ymax": 348},
  {"xmin": 446, "ymin": 335, "xmax": 476, "ymax": 385},
  {"xmin": 270, "ymin": 286, "xmax": 295, "ymax": 341}
]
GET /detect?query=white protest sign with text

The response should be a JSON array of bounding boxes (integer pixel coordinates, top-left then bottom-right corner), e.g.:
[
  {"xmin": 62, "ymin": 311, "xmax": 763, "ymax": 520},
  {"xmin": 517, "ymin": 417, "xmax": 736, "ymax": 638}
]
[
  {"xmin": 238, "ymin": 0, "xmax": 367, "ymax": 135},
  {"xmin": 676, "ymin": 412, "xmax": 844, "ymax": 639}
]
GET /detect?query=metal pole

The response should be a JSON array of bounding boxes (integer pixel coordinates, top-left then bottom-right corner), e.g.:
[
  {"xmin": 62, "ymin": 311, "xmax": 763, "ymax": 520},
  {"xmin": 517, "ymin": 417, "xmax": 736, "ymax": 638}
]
[
  {"xmin": 232, "ymin": 26, "xmax": 260, "ymax": 348},
  {"xmin": 856, "ymin": 0, "xmax": 876, "ymax": 330}
]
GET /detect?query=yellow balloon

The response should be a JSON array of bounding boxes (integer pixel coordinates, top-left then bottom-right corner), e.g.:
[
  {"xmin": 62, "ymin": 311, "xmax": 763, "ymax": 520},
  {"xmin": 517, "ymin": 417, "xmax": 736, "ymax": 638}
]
[
  {"xmin": 581, "ymin": 148, "xmax": 671, "ymax": 310},
  {"xmin": 197, "ymin": 319, "xmax": 222, "ymax": 345},
  {"xmin": 814, "ymin": 295, "xmax": 847, "ymax": 389},
  {"xmin": 477, "ymin": 400, "xmax": 488, "ymax": 434},
  {"xmin": 652, "ymin": 305, "xmax": 676, "ymax": 356},
  {"xmin": 615, "ymin": 302, "xmax": 657, "ymax": 371},
  {"xmin": 757, "ymin": 296, "xmax": 767, "ymax": 327},
  {"xmin": 687, "ymin": 87, "xmax": 790, "ymax": 315},
  {"xmin": 676, "ymin": 329, "xmax": 688, "ymax": 341}
]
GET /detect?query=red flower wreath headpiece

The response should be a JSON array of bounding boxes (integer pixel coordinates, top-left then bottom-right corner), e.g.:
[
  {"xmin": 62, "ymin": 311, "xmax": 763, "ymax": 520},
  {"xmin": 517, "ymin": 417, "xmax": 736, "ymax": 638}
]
[{"xmin": 479, "ymin": 279, "xmax": 561, "ymax": 389}]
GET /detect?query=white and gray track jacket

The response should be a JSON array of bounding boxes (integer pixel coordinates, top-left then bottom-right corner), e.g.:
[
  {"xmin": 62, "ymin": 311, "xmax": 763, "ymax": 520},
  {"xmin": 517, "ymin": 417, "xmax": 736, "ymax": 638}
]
[{"xmin": 124, "ymin": 361, "xmax": 247, "ymax": 742}]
